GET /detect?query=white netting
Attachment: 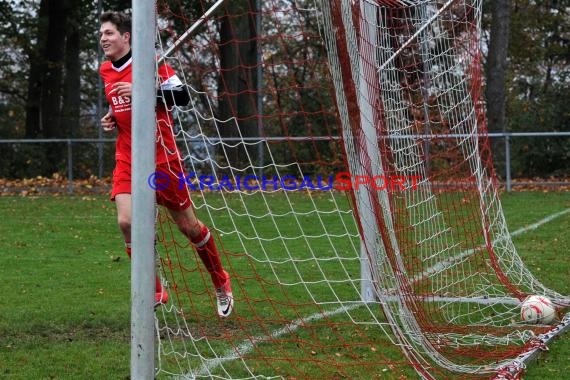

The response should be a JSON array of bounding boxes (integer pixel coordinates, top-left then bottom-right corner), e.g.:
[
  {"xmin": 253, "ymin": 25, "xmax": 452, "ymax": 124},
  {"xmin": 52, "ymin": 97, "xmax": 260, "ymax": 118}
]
[{"xmin": 147, "ymin": 1, "xmax": 570, "ymax": 378}]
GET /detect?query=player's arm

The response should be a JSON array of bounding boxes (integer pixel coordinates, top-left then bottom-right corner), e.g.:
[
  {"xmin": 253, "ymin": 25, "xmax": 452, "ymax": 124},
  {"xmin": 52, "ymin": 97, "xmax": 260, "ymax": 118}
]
[
  {"xmin": 101, "ymin": 107, "xmax": 116, "ymax": 131},
  {"xmin": 156, "ymin": 65, "xmax": 190, "ymax": 107},
  {"xmin": 112, "ymin": 78, "xmax": 188, "ymax": 107},
  {"xmin": 156, "ymin": 84, "xmax": 190, "ymax": 107}
]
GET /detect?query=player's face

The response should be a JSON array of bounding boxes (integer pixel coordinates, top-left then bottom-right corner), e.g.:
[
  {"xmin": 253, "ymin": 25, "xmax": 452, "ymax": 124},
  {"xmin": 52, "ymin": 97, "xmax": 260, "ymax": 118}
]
[{"xmin": 99, "ymin": 22, "xmax": 130, "ymax": 61}]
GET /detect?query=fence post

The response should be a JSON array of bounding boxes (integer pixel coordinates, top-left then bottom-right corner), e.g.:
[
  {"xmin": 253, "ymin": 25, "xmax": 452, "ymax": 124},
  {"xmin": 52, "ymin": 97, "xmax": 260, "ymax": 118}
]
[
  {"xmin": 505, "ymin": 134, "xmax": 511, "ymax": 192},
  {"xmin": 67, "ymin": 140, "xmax": 74, "ymax": 194}
]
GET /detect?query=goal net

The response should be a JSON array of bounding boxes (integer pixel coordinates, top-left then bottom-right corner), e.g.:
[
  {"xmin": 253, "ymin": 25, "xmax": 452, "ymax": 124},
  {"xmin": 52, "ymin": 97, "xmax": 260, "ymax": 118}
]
[{"xmin": 149, "ymin": 0, "xmax": 570, "ymax": 378}]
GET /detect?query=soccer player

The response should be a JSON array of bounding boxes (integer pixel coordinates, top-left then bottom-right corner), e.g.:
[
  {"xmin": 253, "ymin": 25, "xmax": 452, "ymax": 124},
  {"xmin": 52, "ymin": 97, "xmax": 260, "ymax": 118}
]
[{"xmin": 98, "ymin": 11, "xmax": 233, "ymax": 317}]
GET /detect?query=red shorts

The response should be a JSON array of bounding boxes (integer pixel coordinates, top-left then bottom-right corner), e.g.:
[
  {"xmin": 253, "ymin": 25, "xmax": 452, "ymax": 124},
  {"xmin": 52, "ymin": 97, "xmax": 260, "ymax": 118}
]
[{"xmin": 111, "ymin": 159, "xmax": 192, "ymax": 211}]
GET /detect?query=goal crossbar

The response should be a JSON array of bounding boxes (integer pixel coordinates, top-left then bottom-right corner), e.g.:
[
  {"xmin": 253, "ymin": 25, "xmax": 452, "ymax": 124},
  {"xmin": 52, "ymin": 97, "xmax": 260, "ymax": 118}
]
[{"xmin": 157, "ymin": 0, "xmax": 229, "ymax": 65}]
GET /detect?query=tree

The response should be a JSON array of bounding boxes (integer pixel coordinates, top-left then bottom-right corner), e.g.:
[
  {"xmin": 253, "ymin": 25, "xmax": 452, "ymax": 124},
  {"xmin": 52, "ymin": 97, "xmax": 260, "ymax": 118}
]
[
  {"xmin": 507, "ymin": 1, "xmax": 570, "ymax": 177},
  {"xmin": 61, "ymin": 1, "xmax": 82, "ymax": 139},
  {"xmin": 1, "ymin": 0, "xmax": 567, "ymax": 179},
  {"xmin": 24, "ymin": 0, "xmax": 48, "ymax": 139},
  {"xmin": 0, "ymin": 0, "xmax": 34, "ymax": 138},
  {"xmin": 218, "ymin": 0, "xmax": 259, "ymax": 169},
  {"xmin": 485, "ymin": 0, "xmax": 510, "ymax": 133}
]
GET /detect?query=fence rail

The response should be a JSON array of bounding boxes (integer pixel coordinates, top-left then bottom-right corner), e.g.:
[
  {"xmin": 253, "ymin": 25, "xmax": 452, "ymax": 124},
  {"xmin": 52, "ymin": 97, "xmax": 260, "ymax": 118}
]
[{"xmin": 1, "ymin": 131, "xmax": 569, "ymax": 193}]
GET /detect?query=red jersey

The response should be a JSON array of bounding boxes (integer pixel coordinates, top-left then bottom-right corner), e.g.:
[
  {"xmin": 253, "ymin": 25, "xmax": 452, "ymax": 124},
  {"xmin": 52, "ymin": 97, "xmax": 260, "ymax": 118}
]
[{"xmin": 99, "ymin": 57, "xmax": 181, "ymax": 164}]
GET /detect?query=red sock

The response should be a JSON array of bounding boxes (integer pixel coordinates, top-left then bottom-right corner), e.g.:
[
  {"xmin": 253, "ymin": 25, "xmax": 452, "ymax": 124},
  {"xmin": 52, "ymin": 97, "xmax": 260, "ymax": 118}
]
[
  {"xmin": 191, "ymin": 225, "xmax": 228, "ymax": 288},
  {"xmin": 125, "ymin": 243, "xmax": 163, "ymax": 293}
]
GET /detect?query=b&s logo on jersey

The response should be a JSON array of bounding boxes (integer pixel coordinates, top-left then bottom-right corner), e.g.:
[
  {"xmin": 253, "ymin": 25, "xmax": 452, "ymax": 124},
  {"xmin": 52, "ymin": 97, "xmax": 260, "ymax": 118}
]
[{"xmin": 111, "ymin": 95, "xmax": 131, "ymax": 112}]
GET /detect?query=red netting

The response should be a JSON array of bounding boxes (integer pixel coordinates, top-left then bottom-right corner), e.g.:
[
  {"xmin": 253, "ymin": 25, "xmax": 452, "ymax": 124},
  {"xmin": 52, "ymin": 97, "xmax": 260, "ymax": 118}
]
[{"xmin": 148, "ymin": 1, "xmax": 569, "ymax": 379}]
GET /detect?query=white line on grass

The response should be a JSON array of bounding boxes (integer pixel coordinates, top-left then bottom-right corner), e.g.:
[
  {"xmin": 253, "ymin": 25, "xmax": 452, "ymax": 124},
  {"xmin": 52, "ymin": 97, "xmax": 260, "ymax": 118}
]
[
  {"xmin": 408, "ymin": 207, "xmax": 570, "ymax": 285},
  {"xmin": 186, "ymin": 207, "xmax": 570, "ymax": 378},
  {"xmin": 191, "ymin": 303, "xmax": 362, "ymax": 378},
  {"xmin": 509, "ymin": 208, "xmax": 570, "ymax": 237}
]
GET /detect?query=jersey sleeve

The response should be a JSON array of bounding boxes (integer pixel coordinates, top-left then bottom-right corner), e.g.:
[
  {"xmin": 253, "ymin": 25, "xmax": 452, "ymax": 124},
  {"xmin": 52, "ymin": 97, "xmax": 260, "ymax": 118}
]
[{"xmin": 157, "ymin": 63, "xmax": 183, "ymax": 90}]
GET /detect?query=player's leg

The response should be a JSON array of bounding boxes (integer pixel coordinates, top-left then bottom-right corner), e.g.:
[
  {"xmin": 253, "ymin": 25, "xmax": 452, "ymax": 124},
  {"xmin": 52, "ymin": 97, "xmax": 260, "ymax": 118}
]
[
  {"xmin": 155, "ymin": 162, "xmax": 233, "ymax": 317},
  {"xmin": 114, "ymin": 193, "xmax": 132, "ymax": 243},
  {"xmin": 114, "ymin": 190, "xmax": 167, "ymax": 306},
  {"xmin": 167, "ymin": 205, "xmax": 233, "ymax": 317}
]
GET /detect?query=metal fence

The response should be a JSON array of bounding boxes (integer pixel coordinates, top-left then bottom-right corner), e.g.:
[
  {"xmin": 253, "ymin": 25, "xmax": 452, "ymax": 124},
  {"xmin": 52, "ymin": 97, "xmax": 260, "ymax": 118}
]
[
  {"xmin": 1, "ymin": 131, "xmax": 569, "ymax": 193},
  {"xmin": 487, "ymin": 131, "xmax": 570, "ymax": 191}
]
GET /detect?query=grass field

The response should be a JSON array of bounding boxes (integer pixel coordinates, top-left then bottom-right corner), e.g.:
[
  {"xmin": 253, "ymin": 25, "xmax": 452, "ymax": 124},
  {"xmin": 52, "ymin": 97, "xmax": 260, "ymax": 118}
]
[{"xmin": 0, "ymin": 191, "xmax": 569, "ymax": 379}]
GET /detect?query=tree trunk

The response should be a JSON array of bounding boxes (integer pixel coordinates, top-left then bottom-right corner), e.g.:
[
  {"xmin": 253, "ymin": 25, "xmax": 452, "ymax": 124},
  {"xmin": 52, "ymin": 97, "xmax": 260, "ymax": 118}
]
[
  {"xmin": 41, "ymin": 0, "xmax": 68, "ymax": 139},
  {"xmin": 218, "ymin": 0, "xmax": 258, "ymax": 172},
  {"xmin": 61, "ymin": 1, "xmax": 81, "ymax": 139},
  {"xmin": 24, "ymin": 0, "xmax": 49, "ymax": 138},
  {"xmin": 41, "ymin": 0, "xmax": 69, "ymax": 174},
  {"xmin": 485, "ymin": 0, "xmax": 510, "ymax": 133}
]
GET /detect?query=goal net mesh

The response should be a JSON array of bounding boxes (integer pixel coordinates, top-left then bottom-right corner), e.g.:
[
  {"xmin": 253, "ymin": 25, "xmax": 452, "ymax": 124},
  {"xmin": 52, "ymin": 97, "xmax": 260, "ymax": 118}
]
[{"xmin": 150, "ymin": 1, "xmax": 569, "ymax": 378}]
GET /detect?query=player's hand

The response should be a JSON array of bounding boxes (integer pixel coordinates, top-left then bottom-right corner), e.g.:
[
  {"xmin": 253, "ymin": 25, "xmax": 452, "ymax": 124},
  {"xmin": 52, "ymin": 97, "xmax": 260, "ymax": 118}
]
[
  {"xmin": 113, "ymin": 82, "xmax": 132, "ymax": 98},
  {"xmin": 101, "ymin": 111, "xmax": 116, "ymax": 131}
]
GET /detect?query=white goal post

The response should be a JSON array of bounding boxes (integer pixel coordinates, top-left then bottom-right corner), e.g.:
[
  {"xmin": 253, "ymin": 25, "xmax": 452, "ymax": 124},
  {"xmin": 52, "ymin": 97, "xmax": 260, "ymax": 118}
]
[{"xmin": 131, "ymin": 1, "xmax": 157, "ymax": 379}]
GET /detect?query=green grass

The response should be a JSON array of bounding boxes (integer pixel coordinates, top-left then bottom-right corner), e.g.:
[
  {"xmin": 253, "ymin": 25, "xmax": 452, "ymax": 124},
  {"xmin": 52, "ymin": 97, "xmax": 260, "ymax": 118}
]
[{"xmin": 0, "ymin": 191, "xmax": 569, "ymax": 379}]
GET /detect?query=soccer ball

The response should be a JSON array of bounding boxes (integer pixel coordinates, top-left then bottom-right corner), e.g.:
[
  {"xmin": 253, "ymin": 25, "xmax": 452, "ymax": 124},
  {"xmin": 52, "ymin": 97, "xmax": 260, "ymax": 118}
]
[{"xmin": 520, "ymin": 295, "xmax": 556, "ymax": 324}]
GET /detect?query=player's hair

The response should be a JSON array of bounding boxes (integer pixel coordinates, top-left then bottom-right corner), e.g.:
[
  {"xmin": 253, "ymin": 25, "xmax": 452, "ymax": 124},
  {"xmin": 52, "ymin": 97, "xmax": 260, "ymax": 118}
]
[{"xmin": 100, "ymin": 11, "xmax": 131, "ymax": 35}]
